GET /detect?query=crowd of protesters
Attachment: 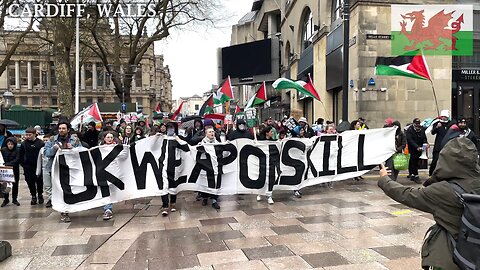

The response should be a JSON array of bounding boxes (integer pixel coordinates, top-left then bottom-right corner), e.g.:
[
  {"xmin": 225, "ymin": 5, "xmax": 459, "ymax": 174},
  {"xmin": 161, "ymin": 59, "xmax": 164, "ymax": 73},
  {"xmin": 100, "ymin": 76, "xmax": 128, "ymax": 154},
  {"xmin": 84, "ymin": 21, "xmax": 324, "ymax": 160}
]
[{"xmin": 0, "ymin": 109, "xmax": 478, "ymax": 225}]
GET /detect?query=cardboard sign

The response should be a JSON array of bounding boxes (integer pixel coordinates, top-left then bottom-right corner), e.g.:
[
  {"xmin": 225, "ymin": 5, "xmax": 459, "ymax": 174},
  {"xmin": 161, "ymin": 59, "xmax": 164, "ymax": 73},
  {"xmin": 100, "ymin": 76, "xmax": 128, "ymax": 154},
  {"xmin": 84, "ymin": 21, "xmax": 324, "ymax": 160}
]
[
  {"xmin": 0, "ymin": 166, "xmax": 15, "ymax": 183},
  {"xmin": 244, "ymin": 108, "xmax": 257, "ymax": 128}
]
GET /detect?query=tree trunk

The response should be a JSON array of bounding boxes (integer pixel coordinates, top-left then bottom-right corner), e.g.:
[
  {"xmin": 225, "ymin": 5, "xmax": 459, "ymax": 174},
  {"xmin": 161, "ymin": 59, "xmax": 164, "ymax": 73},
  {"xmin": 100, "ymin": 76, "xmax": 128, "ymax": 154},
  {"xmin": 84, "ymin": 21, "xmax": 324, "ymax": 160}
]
[{"xmin": 53, "ymin": 18, "xmax": 74, "ymax": 118}]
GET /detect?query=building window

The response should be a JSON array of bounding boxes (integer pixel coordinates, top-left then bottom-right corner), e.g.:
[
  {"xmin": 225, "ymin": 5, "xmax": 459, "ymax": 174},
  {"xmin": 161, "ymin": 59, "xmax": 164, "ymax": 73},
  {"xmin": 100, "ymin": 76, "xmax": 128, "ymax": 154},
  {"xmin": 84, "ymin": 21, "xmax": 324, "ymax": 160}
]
[
  {"xmin": 51, "ymin": 97, "xmax": 57, "ymax": 105},
  {"xmin": 32, "ymin": 61, "xmax": 40, "ymax": 86},
  {"xmin": 97, "ymin": 63, "xmax": 104, "ymax": 88},
  {"xmin": 302, "ymin": 8, "xmax": 314, "ymax": 50},
  {"xmin": 20, "ymin": 61, "xmax": 27, "ymax": 86},
  {"xmin": 332, "ymin": 0, "xmax": 343, "ymax": 22},
  {"xmin": 136, "ymin": 98, "xmax": 143, "ymax": 106},
  {"xmin": 86, "ymin": 97, "xmax": 93, "ymax": 104},
  {"xmin": 135, "ymin": 65, "xmax": 142, "ymax": 88},
  {"xmin": 50, "ymin": 61, "xmax": 57, "ymax": 86},
  {"xmin": 8, "ymin": 61, "xmax": 15, "ymax": 86},
  {"xmin": 33, "ymin": 96, "xmax": 40, "ymax": 106},
  {"xmin": 97, "ymin": 97, "xmax": 104, "ymax": 103},
  {"xmin": 85, "ymin": 63, "xmax": 93, "ymax": 87},
  {"xmin": 20, "ymin": 97, "xmax": 28, "ymax": 105}
]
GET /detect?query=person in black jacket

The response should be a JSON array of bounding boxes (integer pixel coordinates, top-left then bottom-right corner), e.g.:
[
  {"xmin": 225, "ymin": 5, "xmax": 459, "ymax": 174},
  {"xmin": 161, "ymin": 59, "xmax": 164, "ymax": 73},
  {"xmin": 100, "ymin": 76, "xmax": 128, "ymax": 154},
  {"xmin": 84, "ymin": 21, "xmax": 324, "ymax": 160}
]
[
  {"xmin": 82, "ymin": 121, "xmax": 99, "ymax": 148},
  {"xmin": 1, "ymin": 137, "xmax": 20, "ymax": 207},
  {"xmin": 19, "ymin": 128, "xmax": 45, "ymax": 205},
  {"xmin": 406, "ymin": 118, "xmax": 428, "ymax": 183},
  {"xmin": 429, "ymin": 111, "xmax": 451, "ymax": 176},
  {"xmin": 0, "ymin": 124, "xmax": 13, "ymax": 148},
  {"xmin": 227, "ymin": 119, "xmax": 254, "ymax": 141},
  {"xmin": 457, "ymin": 117, "xmax": 479, "ymax": 151}
]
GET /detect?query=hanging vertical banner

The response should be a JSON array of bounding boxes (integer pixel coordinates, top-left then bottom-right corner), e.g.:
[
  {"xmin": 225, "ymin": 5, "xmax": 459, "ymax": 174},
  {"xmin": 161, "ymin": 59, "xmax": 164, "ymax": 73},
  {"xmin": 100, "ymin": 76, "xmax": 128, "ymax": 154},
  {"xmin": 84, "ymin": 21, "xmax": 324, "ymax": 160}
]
[
  {"xmin": 391, "ymin": 5, "xmax": 473, "ymax": 55},
  {"xmin": 51, "ymin": 128, "xmax": 396, "ymax": 212}
]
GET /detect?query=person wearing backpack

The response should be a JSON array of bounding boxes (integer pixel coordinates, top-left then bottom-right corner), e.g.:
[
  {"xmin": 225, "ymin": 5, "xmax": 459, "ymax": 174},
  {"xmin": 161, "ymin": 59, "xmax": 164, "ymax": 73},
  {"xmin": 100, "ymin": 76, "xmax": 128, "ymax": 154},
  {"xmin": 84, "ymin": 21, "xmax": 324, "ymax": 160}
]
[{"xmin": 378, "ymin": 137, "xmax": 480, "ymax": 270}]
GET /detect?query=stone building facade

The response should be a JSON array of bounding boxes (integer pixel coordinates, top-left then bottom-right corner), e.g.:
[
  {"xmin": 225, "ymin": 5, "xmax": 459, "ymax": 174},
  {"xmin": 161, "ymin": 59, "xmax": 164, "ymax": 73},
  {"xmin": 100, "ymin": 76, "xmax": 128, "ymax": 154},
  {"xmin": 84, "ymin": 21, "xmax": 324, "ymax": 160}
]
[
  {"xmin": 0, "ymin": 30, "xmax": 173, "ymax": 115},
  {"xmin": 231, "ymin": 0, "xmax": 480, "ymax": 131}
]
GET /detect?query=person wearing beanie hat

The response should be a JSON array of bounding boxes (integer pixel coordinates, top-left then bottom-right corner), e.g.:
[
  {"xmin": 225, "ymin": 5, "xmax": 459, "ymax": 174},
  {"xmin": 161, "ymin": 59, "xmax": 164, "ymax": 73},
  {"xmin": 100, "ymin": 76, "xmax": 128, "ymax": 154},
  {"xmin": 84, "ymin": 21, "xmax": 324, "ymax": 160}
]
[
  {"xmin": 82, "ymin": 121, "xmax": 100, "ymax": 148},
  {"xmin": 430, "ymin": 110, "xmax": 452, "ymax": 176},
  {"xmin": 20, "ymin": 127, "xmax": 45, "ymax": 205}
]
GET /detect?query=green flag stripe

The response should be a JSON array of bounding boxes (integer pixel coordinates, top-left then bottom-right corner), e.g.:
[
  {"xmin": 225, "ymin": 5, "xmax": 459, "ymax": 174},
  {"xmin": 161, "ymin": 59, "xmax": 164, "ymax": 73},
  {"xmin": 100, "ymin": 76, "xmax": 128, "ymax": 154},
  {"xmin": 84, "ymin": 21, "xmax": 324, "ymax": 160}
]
[
  {"xmin": 375, "ymin": 65, "xmax": 428, "ymax": 80},
  {"xmin": 273, "ymin": 79, "xmax": 316, "ymax": 99}
]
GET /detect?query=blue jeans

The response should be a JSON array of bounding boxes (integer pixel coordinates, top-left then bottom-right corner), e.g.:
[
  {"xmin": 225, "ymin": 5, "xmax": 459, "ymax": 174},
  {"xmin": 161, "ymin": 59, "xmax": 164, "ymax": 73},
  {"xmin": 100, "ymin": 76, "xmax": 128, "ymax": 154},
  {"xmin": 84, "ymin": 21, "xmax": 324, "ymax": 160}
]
[{"xmin": 103, "ymin": 204, "xmax": 112, "ymax": 212}]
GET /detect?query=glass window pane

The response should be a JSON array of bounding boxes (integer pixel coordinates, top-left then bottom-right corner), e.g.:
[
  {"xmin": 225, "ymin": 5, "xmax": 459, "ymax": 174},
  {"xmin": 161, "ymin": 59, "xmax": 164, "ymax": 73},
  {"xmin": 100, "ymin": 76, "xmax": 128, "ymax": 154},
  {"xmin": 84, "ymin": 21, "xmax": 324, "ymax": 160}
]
[{"xmin": 32, "ymin": 62, "xmax": 40, "ymax": 86}]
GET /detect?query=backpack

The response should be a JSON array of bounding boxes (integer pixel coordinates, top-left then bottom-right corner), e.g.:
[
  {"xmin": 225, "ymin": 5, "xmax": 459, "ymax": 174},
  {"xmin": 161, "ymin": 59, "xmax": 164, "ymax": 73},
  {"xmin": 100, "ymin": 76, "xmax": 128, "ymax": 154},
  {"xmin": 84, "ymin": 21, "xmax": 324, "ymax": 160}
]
[{"xmin": 448, "ymin": 182, "xmax": 480, "ymax": 270}]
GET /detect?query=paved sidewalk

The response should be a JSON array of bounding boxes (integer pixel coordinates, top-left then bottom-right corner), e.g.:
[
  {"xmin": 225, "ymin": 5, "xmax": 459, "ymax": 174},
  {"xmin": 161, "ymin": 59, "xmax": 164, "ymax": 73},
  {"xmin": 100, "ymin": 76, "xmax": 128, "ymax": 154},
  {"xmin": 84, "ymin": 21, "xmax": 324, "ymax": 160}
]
[{"xmin": 0, "ymin": 173, "xmax": 433, "ymax": 270}]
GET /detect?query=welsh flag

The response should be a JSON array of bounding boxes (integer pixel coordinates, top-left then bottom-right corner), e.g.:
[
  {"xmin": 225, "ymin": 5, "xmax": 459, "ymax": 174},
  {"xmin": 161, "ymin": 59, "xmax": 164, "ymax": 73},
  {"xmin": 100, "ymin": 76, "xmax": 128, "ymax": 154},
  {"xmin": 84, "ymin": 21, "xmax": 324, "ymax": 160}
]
[
  {"xmin": 391, "ymin": 5, "xmax": 473, "ymax": 56},
  {"xmin": 199, "ymin": 94, "xmax": 215, "ymax": 116},
  {"xmin": 375, "ymin": 52, "xmax": 431, "ymax": 81},
  {"xmin": 296, "ymin": 74, "xmax": 321, "ymax": 101},
  {"xmin": 246, "ymin": 82, "xmax": 267, "ymax": 108},
  {"xmin": 272, "ymin": 78, "xmax": 320, "ymax": 100},
  {"xmin": 71, "ymin": 103, "xmax": 103, "ymax": 131},
  {"xmin": 214, "ymin": 76, "xmax": 234, "ymax": 104}
]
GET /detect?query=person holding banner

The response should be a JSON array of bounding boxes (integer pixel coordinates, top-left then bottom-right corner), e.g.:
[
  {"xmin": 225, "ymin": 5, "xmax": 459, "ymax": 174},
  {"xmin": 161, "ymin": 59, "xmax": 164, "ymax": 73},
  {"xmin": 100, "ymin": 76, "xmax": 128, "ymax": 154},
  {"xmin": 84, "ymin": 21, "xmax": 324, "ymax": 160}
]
[
  {"xmin": 100, "ymin": 131, "xmax": 117, "ymax": 220},
  {"xmin": 161, "ymin": 122, "xmax": 179, "ymax": 216},
  {"xmin": 199, "ymin": 127, "xmax": 220, "ymax": 209},
  {"xmin": 44, "ymin": 121, "xmax": 82, "ymax": 222},
  {"xmin": 1, "ymin": 137, "xmax": 20, "ymax": 207},
  {"xmin": 257, "ymin": 126, "xmax": 276, "ymax": 204},
  {"xmin": 226, "ymin": 119, "xmax": 253, "ymax": 140}
]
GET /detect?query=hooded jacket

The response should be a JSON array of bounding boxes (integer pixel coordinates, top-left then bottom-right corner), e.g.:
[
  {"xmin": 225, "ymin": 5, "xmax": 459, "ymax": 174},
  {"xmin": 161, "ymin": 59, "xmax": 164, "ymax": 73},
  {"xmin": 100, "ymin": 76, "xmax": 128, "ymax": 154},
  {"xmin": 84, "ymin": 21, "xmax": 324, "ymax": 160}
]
[
  {"xmin": 227, "ymin": 120, "xmax": 254, "ymax": 140},
  {"xmin": 378, "ymin": 137, "xmax": 480, "ymax": 270},
  {"xmin": 1, "ymin": 137, "xmax": 19, "ymax": 168}
]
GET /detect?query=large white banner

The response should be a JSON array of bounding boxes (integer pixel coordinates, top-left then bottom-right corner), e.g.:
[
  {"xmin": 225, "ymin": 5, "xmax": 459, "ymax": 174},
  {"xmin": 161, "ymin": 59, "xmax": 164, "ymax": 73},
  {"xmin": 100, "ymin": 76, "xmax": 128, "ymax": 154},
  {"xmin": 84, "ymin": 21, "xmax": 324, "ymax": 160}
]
[{"xmin": 52, "ymin": 128, "xmax": 396, "ymax": 212}]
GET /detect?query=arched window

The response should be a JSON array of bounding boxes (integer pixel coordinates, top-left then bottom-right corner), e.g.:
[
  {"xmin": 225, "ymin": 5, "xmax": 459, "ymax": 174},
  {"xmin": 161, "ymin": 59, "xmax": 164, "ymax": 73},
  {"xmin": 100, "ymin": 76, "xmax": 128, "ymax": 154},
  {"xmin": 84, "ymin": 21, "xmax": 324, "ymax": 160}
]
[
  {"xmin": 332, "ymin": 0, "xmax": 343, "ymax": 22},
  {"xmin": 301, "ymin": 8, "xmax": 314, "ymax": 50}
]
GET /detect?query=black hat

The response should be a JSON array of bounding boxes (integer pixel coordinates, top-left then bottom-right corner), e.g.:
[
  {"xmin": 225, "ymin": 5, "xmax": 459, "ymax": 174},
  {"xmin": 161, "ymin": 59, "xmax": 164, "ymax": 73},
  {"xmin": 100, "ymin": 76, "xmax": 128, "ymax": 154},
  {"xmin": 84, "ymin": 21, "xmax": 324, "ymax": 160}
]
[
  {"xmin": 88, "ymin": 121, "xmax": 96, "ymax": 127},
  {"xmin": 458, "ymin": 117, "xmax": 467, "ymax": 123}
]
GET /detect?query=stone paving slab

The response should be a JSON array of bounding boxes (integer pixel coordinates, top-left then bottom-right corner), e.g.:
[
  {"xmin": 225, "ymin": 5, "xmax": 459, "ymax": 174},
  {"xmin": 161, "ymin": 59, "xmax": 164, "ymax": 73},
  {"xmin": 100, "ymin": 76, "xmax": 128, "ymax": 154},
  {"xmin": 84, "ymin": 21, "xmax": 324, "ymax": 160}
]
[{"xmin": 0, "ymin": 173, "xmax": 433, "ymax": 269}]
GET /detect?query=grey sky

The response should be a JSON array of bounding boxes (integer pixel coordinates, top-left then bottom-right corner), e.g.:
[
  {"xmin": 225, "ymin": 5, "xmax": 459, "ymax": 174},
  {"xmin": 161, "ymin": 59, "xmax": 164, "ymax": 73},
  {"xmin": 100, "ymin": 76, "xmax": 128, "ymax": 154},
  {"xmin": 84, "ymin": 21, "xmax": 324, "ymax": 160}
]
[{"xmin": 155, "ymin": 0, "xmax": 253, "ymax": 99}]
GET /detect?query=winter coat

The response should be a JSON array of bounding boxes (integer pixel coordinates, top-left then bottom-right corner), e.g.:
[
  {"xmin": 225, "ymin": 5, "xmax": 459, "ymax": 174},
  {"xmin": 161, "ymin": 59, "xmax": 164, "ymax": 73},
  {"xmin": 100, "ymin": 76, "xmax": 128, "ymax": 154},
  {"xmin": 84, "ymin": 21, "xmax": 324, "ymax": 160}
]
[
  {"xmin": 431, "ymin": 121, "xmax": 450, "ymax": 152},
  {"xmin": 378, "ymin": 137, "xmax": 480, "ymax": 270},
  {"xmin": 395, "ymin": 131, "xmax": 407, "ymax": 153},
  {"xmin": 19, "ymin": 138, "xmax": 44, "ymax": 170},
  {"xmin": 227, "ymin": 129, "xmax": 254, "ymax": 140},
  {"xmin": 82, "ymin": 129, "xmax": 100, "ymax": 148},
  {"xmin": 44, "ymin": 134, "xmax": 82, "ymax": 172},
  {"xmin": 406, "ymin": 125, "xmax": 428, "ymax": 158},
  {"xmin": 1, "ymin": 139, "xmax": 20, "ymax": 169}
]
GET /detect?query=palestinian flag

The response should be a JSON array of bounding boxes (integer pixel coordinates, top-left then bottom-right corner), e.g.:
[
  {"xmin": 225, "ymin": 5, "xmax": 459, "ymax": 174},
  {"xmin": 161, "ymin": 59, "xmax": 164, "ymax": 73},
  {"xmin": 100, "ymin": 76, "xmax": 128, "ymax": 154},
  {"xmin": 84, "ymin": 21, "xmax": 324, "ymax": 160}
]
[
  {"xmin": 214, "ymin": 76, "xmax": 234, "ymax": 104},
  {"xmin": 70, "ymin": 103, "xmax": 103, "ymax": 131},
  {"xmin": 199, "ymin": 94, "xmax": 215, "ymax": 116},
  {"xmin": 235, "ymin": 105, "xmax": 241, "ymax": 114},
  {"xmin": 170, "ymin": 101, "xmax": 184, "ymax": 120},
  {"xmin": 296, "ymin": 74, "xmax": 321, "ymax": 101},
  {"xmin": 272, "ymin": 78, "xmax": 319, "ymax": 100},
  {"xmin": 375, "ymin": 53, "xmax": 431, "ymax": 80},
  {"xmin": 155, "ymin": 103, "xmax": 162, "ymax": 113},
  {"xmin": 246, "ymin": 82, "xmax": 267, "ymax": 108}
]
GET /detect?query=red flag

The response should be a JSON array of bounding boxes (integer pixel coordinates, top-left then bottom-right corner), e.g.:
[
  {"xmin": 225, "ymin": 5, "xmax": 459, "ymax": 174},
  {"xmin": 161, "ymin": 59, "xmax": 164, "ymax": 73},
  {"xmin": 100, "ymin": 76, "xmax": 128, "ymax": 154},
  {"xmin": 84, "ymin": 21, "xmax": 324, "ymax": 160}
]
[
  {"xmin": 155, "ymin": 103, "xmax": 161, "ymax": 113},
  {"xmin": 88, "ymin": 103, "xmax": 103, "ymax": 121},
  {"xmin": 304, "ymin": 74, "xmax": 321, "ymax": 101},
  {"xmin": 218, "ymin": 76, "xmax": 234, "ymax": 101},
  {"xmin": 235, "ymin": 105, "xmax": 241, "ymax": 114},
  {"xmin": 170, "ymin": 101, "xmax": 184, "ymax": 120}
]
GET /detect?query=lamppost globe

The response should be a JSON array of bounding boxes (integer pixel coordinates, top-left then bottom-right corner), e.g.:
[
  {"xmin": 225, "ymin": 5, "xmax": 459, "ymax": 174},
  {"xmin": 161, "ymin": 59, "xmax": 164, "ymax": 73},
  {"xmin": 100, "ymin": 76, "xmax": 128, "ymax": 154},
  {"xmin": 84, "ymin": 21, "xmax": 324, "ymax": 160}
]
[{"xmin": 3, "ymin": 91, "xmax": 14, "ymax": 109}]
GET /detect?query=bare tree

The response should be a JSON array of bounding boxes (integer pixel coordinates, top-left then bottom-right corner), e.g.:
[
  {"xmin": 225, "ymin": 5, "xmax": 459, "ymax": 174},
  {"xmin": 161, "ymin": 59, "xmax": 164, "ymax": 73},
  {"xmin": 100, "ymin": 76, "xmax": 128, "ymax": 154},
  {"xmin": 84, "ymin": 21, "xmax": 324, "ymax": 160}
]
[
  {"xmin": 0, "ymin": 1, "xmax": 34, "ymax": 77},
  {"xmin": 83, "ymin": 0, "xmax": 223, "ymax": 103}
]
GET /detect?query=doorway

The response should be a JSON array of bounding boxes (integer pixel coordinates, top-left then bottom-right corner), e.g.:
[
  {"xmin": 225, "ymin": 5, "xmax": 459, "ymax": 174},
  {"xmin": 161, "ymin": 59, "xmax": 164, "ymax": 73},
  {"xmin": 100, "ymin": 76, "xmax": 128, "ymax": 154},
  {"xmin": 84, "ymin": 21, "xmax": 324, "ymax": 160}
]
[{"xmin": 454, "ymin": 82, "xmax": 480, "ymax": 134}]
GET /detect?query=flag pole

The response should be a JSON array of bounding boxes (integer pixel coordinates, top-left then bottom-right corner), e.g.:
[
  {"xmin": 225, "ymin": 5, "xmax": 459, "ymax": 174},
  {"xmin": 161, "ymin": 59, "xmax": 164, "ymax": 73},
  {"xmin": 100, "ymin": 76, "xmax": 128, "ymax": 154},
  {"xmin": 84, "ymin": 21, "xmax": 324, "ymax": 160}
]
[
  {"xmin": 320, "ymin": 100, "xmax": 331, "ymax": 120},
  {"xmin": 430, "ymin": 80, "xmax": 440, "ymax": 116}
]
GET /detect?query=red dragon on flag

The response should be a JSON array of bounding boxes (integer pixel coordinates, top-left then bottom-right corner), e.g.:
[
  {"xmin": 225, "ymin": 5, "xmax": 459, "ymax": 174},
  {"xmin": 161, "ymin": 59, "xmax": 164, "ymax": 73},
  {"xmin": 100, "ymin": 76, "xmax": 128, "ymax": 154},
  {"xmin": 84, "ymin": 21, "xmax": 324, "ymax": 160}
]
[{"xmin": 392, "ymin": 5, "xmax": 472, "ymax": 56}]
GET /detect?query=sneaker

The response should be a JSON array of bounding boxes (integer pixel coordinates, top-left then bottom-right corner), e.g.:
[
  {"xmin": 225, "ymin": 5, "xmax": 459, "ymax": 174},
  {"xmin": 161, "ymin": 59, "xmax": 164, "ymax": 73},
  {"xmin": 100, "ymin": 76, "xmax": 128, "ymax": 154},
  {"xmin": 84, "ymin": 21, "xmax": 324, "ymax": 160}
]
[
  {"xmin": 38, "ymin": 196, "xmax": 44, "ymax": 204},
  {"xmin": 1, "ymin": 199, "xmax": 9, "ymax": 207},
  {"xmin": 202, "ymin": 198, "xmax": 208, "ymax": 206},
  {"xmin": 161, "ymin": 207, "xmax": 169, "ymax": 216},
  {"xmin": 45, "ymin": 200, "xmax": 52, "ymax": 208},
  {"xmin": 267, "ymin": 197, "xmax": 274, "ymax": 204},
  {"xmin": 212, "ymin": 202, "xmax": 220, "ymax": 209},
  {"xmin": 12, "ymin": 200, "xmax": 20, "ymax": 206},
  {"xmin": 293, "ymin": 190, "xmax": 302, "ymax": 198},
  {"xmin": 103, "ymin": 210, "xmax": 113, "ymax": 220},
  {"xmin": 31, "ymin": 196, "xmax": 37, "ymax": 205},
  {"xmin": 60, "ymin": 213, "xmax": 71, "ymax": 223},
  {"xmin": 256, "ymin": 195, "xmax": 262, "ymax": 201},
  {"xmin": 170, "ymin": 203, "xmax": 176, "ymax": 212},
  {"xmin": 413, "ymin": 176, "xmax": 422, "ymax": 184}
]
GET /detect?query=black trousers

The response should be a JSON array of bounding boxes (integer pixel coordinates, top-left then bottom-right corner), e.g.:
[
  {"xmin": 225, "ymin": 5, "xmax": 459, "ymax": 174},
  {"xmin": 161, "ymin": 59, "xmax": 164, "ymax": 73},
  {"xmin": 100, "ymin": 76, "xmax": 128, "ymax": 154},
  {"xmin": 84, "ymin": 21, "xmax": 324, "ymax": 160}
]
[
  {"xmin": 408, "ymin": 155, "xmax": 420, "ymax": 177},
  {"xmin": 429, "ymin": 151, "xmax": 440, "ymax": 176},
  {"xmin": 200, "ymin": 192, "xmax": 218, "ymax": 201},
  {"xmin": 161, "ymin": 194, "xmax": 177, "ymax": 208},
  {"xmin": 24, "ymin": 167, "xmax": 43, "ymax": 197}
]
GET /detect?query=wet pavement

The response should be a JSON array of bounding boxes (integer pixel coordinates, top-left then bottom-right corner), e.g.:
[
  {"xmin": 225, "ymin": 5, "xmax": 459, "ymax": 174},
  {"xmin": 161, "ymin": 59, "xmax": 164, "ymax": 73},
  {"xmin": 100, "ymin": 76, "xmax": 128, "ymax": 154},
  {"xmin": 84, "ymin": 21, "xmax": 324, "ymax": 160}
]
[{"xmin": 0, "ymin": 172, "xmax": 433, "ymax": 270}]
